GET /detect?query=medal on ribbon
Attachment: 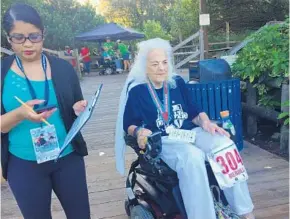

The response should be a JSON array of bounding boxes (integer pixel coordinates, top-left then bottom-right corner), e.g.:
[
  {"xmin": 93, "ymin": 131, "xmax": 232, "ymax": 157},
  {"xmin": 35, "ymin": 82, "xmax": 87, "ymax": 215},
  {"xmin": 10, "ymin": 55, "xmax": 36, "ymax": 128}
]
[{"xmin": 147, "ymin": 80, "xmax": 171, "ymax": 129}]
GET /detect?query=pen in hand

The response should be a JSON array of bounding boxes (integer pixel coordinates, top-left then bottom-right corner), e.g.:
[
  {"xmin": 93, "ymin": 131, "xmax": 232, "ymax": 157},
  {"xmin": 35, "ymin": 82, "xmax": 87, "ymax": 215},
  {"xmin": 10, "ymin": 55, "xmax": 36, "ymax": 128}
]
[{"xmin": 14, "ymin": 96, "xmax": 51, "ymax": 126}]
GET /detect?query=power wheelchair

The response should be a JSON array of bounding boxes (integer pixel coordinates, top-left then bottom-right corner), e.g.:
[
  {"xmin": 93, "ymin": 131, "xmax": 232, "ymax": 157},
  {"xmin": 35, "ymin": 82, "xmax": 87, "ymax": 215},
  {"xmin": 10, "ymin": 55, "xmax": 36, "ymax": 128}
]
[
  {"xmin": 123, "ymin": 132, "xmax": 229, "ymax": 219},
  {"xmin": 99, "ymin": 58, "xmax": 117, "ymax": 75}
]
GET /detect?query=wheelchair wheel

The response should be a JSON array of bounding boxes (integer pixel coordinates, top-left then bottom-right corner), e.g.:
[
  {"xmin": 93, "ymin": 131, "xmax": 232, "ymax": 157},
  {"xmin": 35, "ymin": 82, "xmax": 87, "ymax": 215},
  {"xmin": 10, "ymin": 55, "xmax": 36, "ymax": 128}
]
[
  {"xmin": 130, "ymin": 205, "xmax": 154, "ymax": 219},
  {"xmin": 105, "ymin": 67, "xmax": 113, "ymax": 75}
]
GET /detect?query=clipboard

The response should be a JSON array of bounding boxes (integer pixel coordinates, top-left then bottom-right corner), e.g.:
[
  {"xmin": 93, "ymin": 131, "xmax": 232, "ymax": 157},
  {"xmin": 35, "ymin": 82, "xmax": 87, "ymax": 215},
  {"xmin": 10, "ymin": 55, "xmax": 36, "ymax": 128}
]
[{"xmin": 55, "ymin": 84, "xmax": 103, "ymax": 161}]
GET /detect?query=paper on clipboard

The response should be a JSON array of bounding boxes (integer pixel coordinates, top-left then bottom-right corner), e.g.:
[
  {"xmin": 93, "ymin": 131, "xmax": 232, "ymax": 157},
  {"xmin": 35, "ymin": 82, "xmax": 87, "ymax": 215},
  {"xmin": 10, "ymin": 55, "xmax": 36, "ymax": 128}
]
[{"xmin": 55, "ymin": 84, "xmax": 103, "ymax": 161}]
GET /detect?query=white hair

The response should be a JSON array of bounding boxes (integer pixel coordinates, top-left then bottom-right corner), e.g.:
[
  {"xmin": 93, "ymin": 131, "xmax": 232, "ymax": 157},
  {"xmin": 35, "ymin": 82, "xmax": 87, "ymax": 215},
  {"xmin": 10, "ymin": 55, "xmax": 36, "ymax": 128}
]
[
  {"xmin": 114, "ymin": 38, "xmax": 177, "ymax": 175},
  {"xmin": 128, "ymin": 38, "xmax": 177, "ymax": 87}
]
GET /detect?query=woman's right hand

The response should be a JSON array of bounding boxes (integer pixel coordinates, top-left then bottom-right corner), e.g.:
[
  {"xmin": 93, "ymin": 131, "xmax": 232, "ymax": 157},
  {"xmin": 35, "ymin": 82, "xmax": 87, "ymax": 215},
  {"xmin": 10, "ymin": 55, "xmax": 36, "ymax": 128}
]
[
  {"xmin": 17, "ymin": 99, "xmax": 56, "ymax": 123},
  {"xmin": 137, "ymin": 128, "xmax": 152, "ymax": 150}
]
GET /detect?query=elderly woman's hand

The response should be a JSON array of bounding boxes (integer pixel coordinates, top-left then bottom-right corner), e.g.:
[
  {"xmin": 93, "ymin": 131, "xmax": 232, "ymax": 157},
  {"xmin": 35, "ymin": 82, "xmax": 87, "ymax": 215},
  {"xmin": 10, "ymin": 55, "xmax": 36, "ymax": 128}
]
[
  {"xmin": 202, "ymin": 120, "xmax": 230, "ymax": 137},
  {"xmin": 137, "ymin": 128, "xmax": 152, "ymax": 150}
]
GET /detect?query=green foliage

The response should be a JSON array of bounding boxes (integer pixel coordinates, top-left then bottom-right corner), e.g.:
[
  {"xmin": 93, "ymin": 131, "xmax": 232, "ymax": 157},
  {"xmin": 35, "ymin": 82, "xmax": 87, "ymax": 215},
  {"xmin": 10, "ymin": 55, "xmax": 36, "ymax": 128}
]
[
  {"xmin": 98, "ymin": 0, "xmax": 289, "ymax": 43},
  {"xmin": 169, "ymin": 0, "xmax": 199, "ymax": 42},
  {"xmin": 232, "ymin": 19, "xmax": 289, "ymax": 106},
  {"xmin": 1, "ymin": 0, "xmax": 105, "ymax": 50},
  {"xmin": 143, "ymin": 20, "xmax": 171, "ymax": 40},
  {"xmin": 2, "ymin": 0, "xmax": 289, "ymax": 50},
  {"xmin": 98, "ymin": 0, "xmax": 174, "ymax": 31},
  {"xmin": 207, "ymin": 0, "xmax": 289, "ymax": 32}
]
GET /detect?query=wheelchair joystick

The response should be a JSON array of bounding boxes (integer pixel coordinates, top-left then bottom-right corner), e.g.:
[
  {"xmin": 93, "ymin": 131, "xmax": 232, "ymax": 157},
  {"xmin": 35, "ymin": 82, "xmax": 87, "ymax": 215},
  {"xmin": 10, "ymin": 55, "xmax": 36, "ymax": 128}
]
[{"xmin": 143, "ymin": 132, "xmax": 162, "ymax": 160}]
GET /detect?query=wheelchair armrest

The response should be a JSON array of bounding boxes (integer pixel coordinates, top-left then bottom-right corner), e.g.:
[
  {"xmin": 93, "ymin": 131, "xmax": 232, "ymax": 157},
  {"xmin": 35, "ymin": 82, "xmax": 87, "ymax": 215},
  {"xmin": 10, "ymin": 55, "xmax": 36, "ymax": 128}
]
[
  {"xmin": 124, "ymin": 134, "xmax": 138, "ymax": 147},
  {"xmin": 124, "ymin": 134, "xmax": 140, "ymax": 154}
]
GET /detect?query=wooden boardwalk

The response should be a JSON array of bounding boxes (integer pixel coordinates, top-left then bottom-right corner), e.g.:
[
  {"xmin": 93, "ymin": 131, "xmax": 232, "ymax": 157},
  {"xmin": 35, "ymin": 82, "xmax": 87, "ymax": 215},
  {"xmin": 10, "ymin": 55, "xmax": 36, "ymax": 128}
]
[{"xmin": 1, "ymin": 73, "xmax": 289, "ymax": 219}]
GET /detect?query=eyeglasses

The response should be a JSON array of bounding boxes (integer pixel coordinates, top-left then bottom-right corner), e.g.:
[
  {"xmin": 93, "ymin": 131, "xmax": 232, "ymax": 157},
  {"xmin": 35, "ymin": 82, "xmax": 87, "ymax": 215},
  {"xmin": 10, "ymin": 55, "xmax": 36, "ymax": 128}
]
[{"xmin": 9, "ymin": 33, "xmax": 44, "ymax": 44}]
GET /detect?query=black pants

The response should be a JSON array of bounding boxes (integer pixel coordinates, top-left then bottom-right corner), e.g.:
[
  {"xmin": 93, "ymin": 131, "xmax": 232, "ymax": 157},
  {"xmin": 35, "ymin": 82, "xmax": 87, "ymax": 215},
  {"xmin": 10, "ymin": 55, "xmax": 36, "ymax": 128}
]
[{"xmin": 7, "ymin": 152, "xmax": 90, "ymax": 219}]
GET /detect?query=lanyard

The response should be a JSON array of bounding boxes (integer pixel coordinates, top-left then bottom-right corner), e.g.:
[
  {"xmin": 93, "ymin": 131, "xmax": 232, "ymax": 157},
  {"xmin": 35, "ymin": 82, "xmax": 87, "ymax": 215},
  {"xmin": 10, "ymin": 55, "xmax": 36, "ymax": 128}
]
[
  {"xmin": 15, "ymin": 54, "xmax": 49, "ymax": 109},
  {"xmin": 147, "ymin": 80, "xmax": 171, "ymax": 125}
]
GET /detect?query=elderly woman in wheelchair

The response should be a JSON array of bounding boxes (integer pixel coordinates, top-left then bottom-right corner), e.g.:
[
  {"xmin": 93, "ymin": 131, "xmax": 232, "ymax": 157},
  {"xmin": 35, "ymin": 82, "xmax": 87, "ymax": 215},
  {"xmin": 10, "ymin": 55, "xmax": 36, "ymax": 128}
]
[{"xmin": 115, "ymin": 38, "xmax": 255, "ymax": 219}]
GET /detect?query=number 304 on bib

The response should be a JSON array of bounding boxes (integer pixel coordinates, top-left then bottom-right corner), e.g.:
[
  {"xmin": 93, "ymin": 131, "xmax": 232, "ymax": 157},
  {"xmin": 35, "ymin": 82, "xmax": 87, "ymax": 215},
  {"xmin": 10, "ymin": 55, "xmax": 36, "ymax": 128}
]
[{"xmin": 207, "ymin": 143, "xmax": 249, "ymax": 190}]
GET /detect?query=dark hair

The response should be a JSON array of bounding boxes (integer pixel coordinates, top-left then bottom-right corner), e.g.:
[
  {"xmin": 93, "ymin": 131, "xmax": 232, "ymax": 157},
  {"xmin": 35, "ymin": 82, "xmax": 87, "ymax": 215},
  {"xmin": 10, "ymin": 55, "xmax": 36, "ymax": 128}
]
[{"xmin": 2, "ymin": 3, "xmax": 44, "ymax": 34}]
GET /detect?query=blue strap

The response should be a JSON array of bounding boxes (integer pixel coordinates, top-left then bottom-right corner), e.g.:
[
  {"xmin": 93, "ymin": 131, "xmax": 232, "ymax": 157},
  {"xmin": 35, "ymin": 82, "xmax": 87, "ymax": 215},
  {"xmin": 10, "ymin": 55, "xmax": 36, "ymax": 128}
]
[{"xmin": 15, "ymin": 54, "xmax": 49, "ymax": 108}]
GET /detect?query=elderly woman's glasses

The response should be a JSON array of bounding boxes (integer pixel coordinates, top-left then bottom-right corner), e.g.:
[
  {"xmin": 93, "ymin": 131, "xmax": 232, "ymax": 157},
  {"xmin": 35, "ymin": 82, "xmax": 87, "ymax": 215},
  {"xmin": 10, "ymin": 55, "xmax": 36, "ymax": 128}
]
[{"xmin": 9, "ymin": 33, "xmax": 44, "ymax": 44}]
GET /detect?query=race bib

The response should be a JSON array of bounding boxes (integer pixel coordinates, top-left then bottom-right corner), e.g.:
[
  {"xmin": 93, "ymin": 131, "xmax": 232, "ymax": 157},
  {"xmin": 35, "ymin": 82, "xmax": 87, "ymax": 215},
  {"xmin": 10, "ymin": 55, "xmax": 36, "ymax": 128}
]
[
  {"xmin": 30, "ymin": 125, "xmax": 60, "ymax": 164},
  {"xmin": 168, "ymin": 128, "xmax": 196, "ymax": 143},
  {"xmin": 207, "ymin": 143, "xmax": 248, "ymax": 190}
]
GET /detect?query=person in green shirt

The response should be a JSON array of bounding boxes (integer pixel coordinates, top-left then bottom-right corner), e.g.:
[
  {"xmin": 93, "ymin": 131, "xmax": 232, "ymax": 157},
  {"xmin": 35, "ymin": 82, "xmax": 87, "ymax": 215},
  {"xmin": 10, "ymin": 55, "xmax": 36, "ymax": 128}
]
[
  {"xmin": 117, "ymin": 39, "xmax": 130, "ymax": 71},
  {"xmin": 102, "ymin": 38, "xmax": 123, "ymax": 72},
  {"xmin": 103, "ymin": 37, "xmax": 115, "ymax": 57}
]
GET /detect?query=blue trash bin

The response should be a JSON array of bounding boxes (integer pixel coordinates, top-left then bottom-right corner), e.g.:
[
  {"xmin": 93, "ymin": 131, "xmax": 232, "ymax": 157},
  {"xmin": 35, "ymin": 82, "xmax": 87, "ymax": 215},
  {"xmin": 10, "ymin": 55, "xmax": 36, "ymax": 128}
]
[
  {"xmin": 188, "ymin": 59, "xmax": 232, "ymax": 82},
  {"xmin": 187, "ymin": 78, "xmax": 243, "ymax": 151}
]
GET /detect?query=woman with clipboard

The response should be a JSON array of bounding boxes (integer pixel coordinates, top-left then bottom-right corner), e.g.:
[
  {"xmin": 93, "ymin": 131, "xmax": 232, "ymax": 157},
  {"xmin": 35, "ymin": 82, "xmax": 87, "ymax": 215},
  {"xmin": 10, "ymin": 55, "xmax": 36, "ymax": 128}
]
[{"xmin": 1, "ymin": 3, "xmax": 91, "ymax": 219}]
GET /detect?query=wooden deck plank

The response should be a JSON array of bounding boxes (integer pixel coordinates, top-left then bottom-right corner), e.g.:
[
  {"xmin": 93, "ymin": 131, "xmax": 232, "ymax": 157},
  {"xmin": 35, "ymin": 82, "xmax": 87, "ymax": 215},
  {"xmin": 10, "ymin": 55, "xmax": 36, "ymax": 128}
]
[{"xmin": 1, "ymin": 73, "xmax": 289, "ymax": 219}]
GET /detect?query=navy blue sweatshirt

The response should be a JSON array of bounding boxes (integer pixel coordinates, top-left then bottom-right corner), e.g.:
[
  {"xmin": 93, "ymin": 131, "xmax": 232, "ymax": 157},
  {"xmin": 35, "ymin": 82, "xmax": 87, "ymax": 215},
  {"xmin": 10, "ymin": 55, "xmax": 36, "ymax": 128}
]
[{"xmin": 123, "ymin": 76, "xmax": 202, "ymax": 135}]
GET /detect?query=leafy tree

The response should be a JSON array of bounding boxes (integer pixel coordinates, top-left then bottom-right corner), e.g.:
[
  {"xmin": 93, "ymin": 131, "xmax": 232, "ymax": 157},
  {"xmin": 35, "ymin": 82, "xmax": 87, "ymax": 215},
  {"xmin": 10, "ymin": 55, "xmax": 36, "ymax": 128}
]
[
  {"xmin": 1, "ymin": 0, "xmax": 105, "ymax": 50},
  {"xmin": 98, "ymin": 0, "xmax": 174, "ymax": 30},
  {"xmin": 98, "ymin": 0, "xmax": 133, "ymax": 27},
  {"xmin": 2, "ymin": 0, "xmax": 289, "ymax": 50},
  {"xmin": 169, "ymin": 0, "xmax": 199, "ymax": 42},
  {"xmin": 143, "ymin": 20, "xmax": 171, "ymax": 40},
  {"xmin": 98, "ymin": 0, "xmax": 289, "ymax": 43},
  {"xmin": 41, "ymin": 0, "xmax": 105, "ymax": 49},
  {"xmin": 207, "ymin": 0, "xmax": 289, "ymax": 31}
]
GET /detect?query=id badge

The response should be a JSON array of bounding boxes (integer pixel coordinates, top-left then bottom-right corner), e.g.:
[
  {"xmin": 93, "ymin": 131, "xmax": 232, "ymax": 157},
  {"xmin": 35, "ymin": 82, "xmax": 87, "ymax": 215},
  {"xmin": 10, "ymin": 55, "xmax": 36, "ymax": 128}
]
[
  {"xmin": 30, "ymin": 125, "xmax": 60, "ymax": 164},
  {"xmin": 207, "ymin": 143, "xmax": 248, "ymax": 190},
  {"xmin": 168, "ymin": 128, "xmax": 196, "ymax": 143}
]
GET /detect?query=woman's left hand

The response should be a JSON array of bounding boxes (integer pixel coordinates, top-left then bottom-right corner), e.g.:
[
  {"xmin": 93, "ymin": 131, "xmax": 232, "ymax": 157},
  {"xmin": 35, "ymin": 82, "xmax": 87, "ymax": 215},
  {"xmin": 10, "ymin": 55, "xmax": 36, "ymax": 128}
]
[
  {"xmin": 73, "ymin": 100, "xmax": 88, "ymax": 116},
  {"xmin": 202, "ymin": 120, "xmax": 230, "ymax": 137}
]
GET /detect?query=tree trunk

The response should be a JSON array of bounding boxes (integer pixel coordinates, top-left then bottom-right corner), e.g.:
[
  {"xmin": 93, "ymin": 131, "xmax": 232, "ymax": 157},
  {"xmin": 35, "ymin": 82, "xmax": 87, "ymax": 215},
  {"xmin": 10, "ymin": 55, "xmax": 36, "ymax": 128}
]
[
  {"xmin": 246, "ymin": 83, "xmax": 258, "ymax": 136},
  {"xmin": 280, "ymin": 84, "xmax": 289, "ymax": 152},
  {"xmin": 178, "ymin": 32, "xmax": 183, "ymax": 43}
]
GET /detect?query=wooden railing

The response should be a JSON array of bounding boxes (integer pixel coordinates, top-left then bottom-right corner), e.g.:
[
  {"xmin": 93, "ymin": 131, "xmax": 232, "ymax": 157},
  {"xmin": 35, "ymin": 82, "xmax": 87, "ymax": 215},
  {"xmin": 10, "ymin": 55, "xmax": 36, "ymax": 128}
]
[
  {"xmin": 172, "ymin": 26, "xmax": 241, "ymax": 69},
  {"xmin": 173, "ymin": 31, "xmax": 201, "ymax": 69}
]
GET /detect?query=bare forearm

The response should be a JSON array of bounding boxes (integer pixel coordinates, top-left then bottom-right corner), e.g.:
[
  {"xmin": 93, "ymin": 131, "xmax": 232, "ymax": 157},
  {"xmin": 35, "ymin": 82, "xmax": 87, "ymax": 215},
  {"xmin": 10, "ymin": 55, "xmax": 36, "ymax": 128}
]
[
  {"xmin": 192, "ymin": 112, "xmax": 211, "ymax": 128},
  {"xmin": 1, "ymin": 108, "xmax": 23, "ymax": 133}
]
